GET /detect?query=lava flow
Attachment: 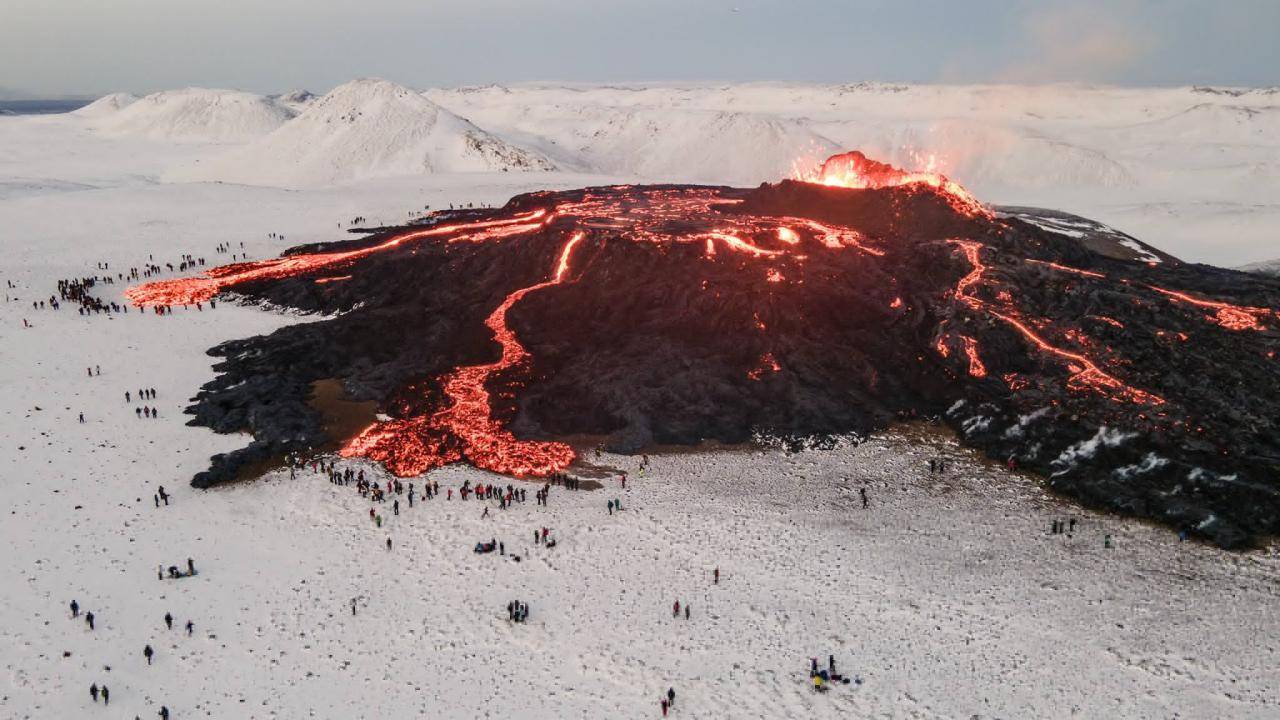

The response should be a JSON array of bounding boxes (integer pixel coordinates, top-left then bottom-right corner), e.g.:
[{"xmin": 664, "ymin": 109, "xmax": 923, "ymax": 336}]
[
  {"xmin": 340, "ymin": 233, "xmax": 585, "ymax": 477},
  {"xmin": 1146, "ymin": 284, "xmax": 1274, "ymax": 331},
  {"xmin": 123, "ymin": 150, "xmax": 1280, "ymax": 548},
  {"xmin": 124, "ymin": 209, "xmax": 549, "ymax": 307},
  {"xmin": 948, "ymin": 240, "xmax": 1165, "ymax": 405}
]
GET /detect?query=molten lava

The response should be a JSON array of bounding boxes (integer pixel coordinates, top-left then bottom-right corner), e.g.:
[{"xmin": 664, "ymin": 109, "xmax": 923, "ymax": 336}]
[
  {"xmin": 124, "ymin": 210, "xmax": 550, "ymax": 307},
  {"xmin": 122, "ymin": 150, "xmax": 1280, "ymax": 548},
  {"xmin": 795, "ymin": 150, "xmax": 990, "ymax": 219},
  {"xmin": 1147, "ymin": 285, "xmax": 1273, "ymax": 331},
  {"xmin": 341, "ymin": 232, "xmax": 585, "ymax": 477},
  {"xmin": 948, "ymin": 240, "xmax": 1164, "ymax": 406}
]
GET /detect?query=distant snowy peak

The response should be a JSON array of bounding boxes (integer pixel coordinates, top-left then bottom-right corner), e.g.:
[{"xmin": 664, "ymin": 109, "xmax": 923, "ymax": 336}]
[
  {"xmin": 173, "ymin": 78, "xmax": 553, "ymax": 187},
  {"xmin": 273, "ymin": 89, "xmax": 317, "ymax": 112},
  {"xmin": 1117, "ymin": 103, "xmax": 1280, "ymax": 145},
  {"xmin": 440, "ymin": 100, "xmax": 842, "ymax": 185},
  {"xmin": 1191, "ymin": 85, "xmax": 1280, "ymax": 97},
  {"xmin": 72, "ymin": 92, "xmax": 139, "ymax": 118},
  {"xmin": 1237, "ymin": 258, "xmax": 1280, "ymax": 277},
  {"xmin": 93, "ymin": 88, "xmax": 294, "ymax": 142},
  {"xmin": 836, "ymin": 81, "xmax": 912, "ymax": 94},
  {"xmin": 572, "ymin": 108, "xmax": 840, "ymax": 185}
]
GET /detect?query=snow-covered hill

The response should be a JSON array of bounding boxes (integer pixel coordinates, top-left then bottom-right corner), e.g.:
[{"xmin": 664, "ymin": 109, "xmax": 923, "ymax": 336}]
[
  {"xmin": 71, "ymin": 92, "xmax": 138, "ymax": 118},
  {"xmin": 1238, "ymin": 257, "xmax": 1280, "ymax": 277},
  {"xmin": 424, "ymin": 100, "xmax": 842, "ymax": 185},
  {"xmin": 176, "ymin": 79, "xmax": 553, "ymax": 187},
  {"xmin": 427, "ymin": 82, "xmax": 1278, "ymax": 200},
  {"xmin": 92, "ymin": 88, "xmax": 294, "ymax": 142},
  {"xmin": 42, "ymin": 80, "xmax": 1280, "ymax": 265}
]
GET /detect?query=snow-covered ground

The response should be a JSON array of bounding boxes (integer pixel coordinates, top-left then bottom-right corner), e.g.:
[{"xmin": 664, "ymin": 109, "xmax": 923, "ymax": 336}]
[
  {"xmin": 2, "ymin": 81, "xmax": 1279, "ymax": 718},
  {"xmin": 15, "ymin": 78, "xmax": 1278, "ymax": 264}
]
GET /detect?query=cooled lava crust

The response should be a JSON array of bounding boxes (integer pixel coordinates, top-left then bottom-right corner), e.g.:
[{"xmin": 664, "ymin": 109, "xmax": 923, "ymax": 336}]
[{"xmin": 127, "ymin": 153, "xmax": 1280, "ymax": 548}]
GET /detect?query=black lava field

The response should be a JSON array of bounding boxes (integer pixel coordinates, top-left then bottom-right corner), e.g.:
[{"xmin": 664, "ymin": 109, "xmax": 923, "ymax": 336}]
[{"xmin": 126, "ymin": 154, "xmax": 1280, "ymax": 548}]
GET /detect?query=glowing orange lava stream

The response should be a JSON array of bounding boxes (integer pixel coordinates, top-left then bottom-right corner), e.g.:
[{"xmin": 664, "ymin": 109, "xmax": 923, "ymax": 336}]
[
  {"xmin": 1146, "ymin": 285, "xmax": 1274, "ymax": 331},
  {"xmin": 949, "ymin": 240, "xmax": 1163, "ymax": 405},
  {"xmin": 1023, "ymin": 260, "xmax": 1273, "ymax": 331},
  {"xmin": 1026, "ymin": 259, "xmax": 1106, "ymax": 279},
  {"xmin": 124, "ymin": 210, "xmax": 548, "ymax": 307},
  {"xmin": 339, "ymin": 232, "xmax": 585, "ymax": 477}
]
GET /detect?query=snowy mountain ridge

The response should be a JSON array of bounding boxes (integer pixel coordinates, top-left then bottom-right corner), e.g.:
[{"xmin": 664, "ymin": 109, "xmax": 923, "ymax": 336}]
[
  {"xmin": 170, "ymin": 79, "xmax": 553, "ymax": 187},
  {"xmin": 44, "ymin": 79, "xmax": 1280, "ymax": 264},
  {"xmin": 92, "ymin": 87, "xmax": 295, "ymax": 142}
]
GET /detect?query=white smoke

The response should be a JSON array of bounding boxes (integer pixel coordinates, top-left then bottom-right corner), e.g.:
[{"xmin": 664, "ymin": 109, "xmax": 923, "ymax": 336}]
[{"xmin": 1003, "ymin": 1, "xmax": 1155, "ymax": 84}]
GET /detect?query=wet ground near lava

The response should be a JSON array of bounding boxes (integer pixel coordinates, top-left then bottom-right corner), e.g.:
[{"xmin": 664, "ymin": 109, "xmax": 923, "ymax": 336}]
[{"xmin": 125, "ymin": 153, "xmax": 1280, "ymax": 547}]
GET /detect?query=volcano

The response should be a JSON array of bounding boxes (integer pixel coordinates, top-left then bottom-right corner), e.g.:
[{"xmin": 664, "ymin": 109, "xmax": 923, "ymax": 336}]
[{"xmin": 126, "ymin": 152, "xmax": 1280, "ymax": 548}]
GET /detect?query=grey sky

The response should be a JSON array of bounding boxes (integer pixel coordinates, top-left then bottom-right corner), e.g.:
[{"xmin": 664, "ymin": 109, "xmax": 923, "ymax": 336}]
[{"xmin": 2, "ymin": 0, "xmax": 1276, "ymax": 97}]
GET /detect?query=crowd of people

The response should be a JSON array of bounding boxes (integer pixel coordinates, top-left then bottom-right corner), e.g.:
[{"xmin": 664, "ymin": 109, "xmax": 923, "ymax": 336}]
[
  {"xmin": 506, "ymin": 600, "xmax": 530, "ymax": 623},
  {"xmin": 547, "ymin": 472, "xmax": 585, "ymax": 490},
  {"xmin": 73, "ymin": 552, "xmax": 195, "ymax": 717},
  {"xmin": 158, "ymin": 556, "xmax": 197, "ymax": 580},
  {"xmin": 27, "ymin": 242, "xmax": 245, "ymax": 325},
  {"xmin": 38, "ymin": 250, "xmax": 1084, "ymax": 716},
  {"xmin": 292, "ymin": 452, "xmax": 755, "ymax": 718},
  {"xmin": 809, "ymin": 654, "xmax": 858, "ymax": 692}
]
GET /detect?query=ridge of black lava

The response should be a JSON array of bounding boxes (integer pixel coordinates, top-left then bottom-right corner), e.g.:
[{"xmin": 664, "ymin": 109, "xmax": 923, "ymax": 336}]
[{"xmin": 184, "ymin": 181, "xmax": 1279, "ymax": 548}]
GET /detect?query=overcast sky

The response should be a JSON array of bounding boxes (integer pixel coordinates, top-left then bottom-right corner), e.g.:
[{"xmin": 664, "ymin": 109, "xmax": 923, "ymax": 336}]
[{"xmin": 2, "ymin": 0, "xmax": 1276, "ymax": 97}]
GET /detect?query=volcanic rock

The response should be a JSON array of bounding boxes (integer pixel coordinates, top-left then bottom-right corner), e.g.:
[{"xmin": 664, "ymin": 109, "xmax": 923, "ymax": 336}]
[{"xmin": 126, "ymin": 154, "xmax": 1280, "ymax": 547}]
